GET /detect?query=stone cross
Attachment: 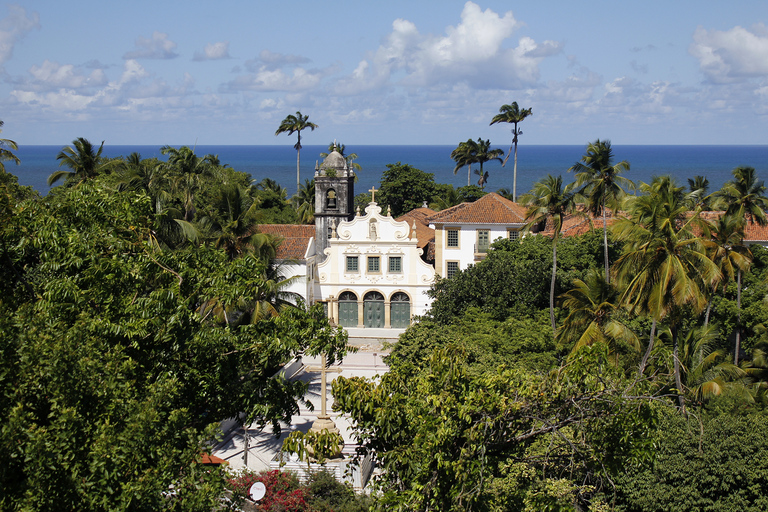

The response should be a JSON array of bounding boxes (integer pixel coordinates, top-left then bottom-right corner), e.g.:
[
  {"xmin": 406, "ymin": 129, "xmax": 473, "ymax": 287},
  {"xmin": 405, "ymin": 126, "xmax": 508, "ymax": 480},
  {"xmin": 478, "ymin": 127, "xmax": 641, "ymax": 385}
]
[
  {"xmin": 306, "ymin": 354, "xmax": 342, "ymax": 433},
  {"xmin": 369, "ymin": 186, "xmax": 377, "ymax": 203}
]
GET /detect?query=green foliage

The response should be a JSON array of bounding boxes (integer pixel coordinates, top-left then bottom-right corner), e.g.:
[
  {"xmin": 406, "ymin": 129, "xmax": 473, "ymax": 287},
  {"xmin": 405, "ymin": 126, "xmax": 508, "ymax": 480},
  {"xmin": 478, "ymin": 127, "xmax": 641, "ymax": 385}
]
[
  {"xmin": 333, "ymin": 345, "xmax": 657, "ymax": 511},
  {"xmin": 611, "ymin": 403, "xmax": 768, "ymax": 511},
  {"xmin": 378, "ymin": 162, "xmax": 438, "ymax": 217},
  {"xmin": 0, "ymin": 183, "xmax": 347, "ymax": 509}
]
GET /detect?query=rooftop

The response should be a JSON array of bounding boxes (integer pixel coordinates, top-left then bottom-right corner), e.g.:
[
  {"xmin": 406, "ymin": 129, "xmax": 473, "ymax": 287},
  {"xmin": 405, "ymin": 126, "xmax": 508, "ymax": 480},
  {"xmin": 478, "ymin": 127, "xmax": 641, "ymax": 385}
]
[{"xmin": 427, "ymin": 192, "xmax": 527, "ymax": 225}]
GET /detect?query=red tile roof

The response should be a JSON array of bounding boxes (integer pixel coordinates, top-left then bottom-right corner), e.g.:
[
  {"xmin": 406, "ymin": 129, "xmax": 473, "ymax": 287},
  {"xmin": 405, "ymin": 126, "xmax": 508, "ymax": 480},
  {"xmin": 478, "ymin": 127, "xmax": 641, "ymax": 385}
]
[
  {"xmin": 427, "ymin": 193, "xmax": 528, "ymax": 225},
  {"xmin": 397, "ymin": 207, "xmax": 436, "ymax": 250},
  {"xmin": 257, "ymin": 224, "xmax": 313, "ymax": 260}
]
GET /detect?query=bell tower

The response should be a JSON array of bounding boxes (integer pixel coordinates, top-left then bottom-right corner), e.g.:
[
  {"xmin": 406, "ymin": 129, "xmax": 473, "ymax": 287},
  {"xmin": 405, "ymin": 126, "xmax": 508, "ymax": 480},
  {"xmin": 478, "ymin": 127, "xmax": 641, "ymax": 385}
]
[{"xmin": 314, "ymin": 144, "xmax": 355, "ymax": 260}]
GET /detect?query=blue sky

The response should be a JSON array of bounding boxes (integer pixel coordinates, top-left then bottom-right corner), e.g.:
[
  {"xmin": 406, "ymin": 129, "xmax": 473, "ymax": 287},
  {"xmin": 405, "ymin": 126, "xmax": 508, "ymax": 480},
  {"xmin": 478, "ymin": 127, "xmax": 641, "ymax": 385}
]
[{"xmin": 2, "ymin": 1, "xmax": 767, "ymax": 145}]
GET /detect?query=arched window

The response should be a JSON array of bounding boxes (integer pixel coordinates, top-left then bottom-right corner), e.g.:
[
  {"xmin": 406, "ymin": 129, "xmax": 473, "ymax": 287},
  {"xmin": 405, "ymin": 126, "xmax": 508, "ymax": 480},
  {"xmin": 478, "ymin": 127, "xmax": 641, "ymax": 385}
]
[
  {"xmin": 390, "ymin": 292, "xmax": 411, "ymax": 328},
  {"xmin": 338, "ymin": 291, "xmax": 358, "ymax": 327},
  {"xmin": 326, "ymin": 189, "xmax": 337, "ymax": 209}
]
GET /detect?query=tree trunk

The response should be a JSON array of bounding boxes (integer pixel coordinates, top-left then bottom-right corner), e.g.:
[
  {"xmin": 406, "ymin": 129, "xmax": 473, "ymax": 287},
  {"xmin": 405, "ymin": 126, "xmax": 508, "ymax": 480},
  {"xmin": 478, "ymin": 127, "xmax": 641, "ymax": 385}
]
[
  {"xmin": 550, "ymin": 235, "xmax": 557, "ymax": 333},
  {"xmin": 735, "ymin": 269, "xmax": 742, "ymax": 365},
  {"xmin": 704, "ymin": 297, "xmax": 711, "ymax": 327},
  {"xmin": 673, "ymin": 327, "xmax": 686, "ymax": 414},
  {"xmin": 467, "ymin": 164, "xmax": 471, "ymax": 187},
  {"xmin": 513, "ymin": 141, "xmax": 518, "ymax": 202},
  {"xmin": 603, "ymin": 200, "xmax": 609, "ymax": 282},
  {"xmin": 296, "ymin": 131, "xmax": 302, "ymax": 195},
  {"xmin": 639, "ymin": 318, "xmax": 656, "ymax": 377}
]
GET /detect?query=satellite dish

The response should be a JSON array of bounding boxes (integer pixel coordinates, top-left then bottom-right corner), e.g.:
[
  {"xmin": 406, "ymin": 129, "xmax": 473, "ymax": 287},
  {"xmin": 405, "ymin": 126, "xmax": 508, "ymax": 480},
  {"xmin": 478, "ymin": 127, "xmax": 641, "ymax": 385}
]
[{"xmin": 249, "ymin": 481, "xmax": 266, "ymax": 502}]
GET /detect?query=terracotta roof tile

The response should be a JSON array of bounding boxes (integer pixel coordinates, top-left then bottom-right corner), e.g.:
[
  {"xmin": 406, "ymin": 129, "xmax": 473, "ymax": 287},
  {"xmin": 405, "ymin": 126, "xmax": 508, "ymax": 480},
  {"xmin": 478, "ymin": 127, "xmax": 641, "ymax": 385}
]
[
  {"xmin": 427, "ymin": 193, "xmax": 527, "ymax": 225},
  {"xmin": 397, "ymin": 207, "xmax": 436, "ymax": 250},
  {"xmin": 257, "ymin": 224, "xmax": 313, "ymax": 260}
]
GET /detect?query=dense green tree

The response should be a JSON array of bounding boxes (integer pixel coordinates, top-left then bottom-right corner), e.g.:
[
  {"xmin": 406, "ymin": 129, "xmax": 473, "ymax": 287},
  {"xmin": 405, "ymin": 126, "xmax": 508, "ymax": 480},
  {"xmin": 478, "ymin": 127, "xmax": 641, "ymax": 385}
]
[
  {"xmin": 521, "ymin": 174, "xmax": 580, "ymax": 332},
  {"xmin": 570, "ymin": 139, "xmax": 632, "ymax": 281},
  {"xmin": 292, "ymin": 178, "xmax": 315, "ymax": 224},
  {"xmin": 687, "ymin": 175, "xmax": 712, "ymax": 210},
  {"xmin": 377, "ymin": 162, "xmax": 438, "ymax": 217},
  {"xmin": 0, "ymin": 183, "xmax": 347, "ymax": 509},
  {"xmin": 714, "ymin": 166, "xmax": 768, "ymax": 225},
  {"xmin": 333, "ymin": 345, "xmax": 656, "ymax": 511},
  {"xmin": 160, "ymin": 145, "xmax": 219, "ymax": 222},
  {"xmin": 490, "ymin": 102, "xmax": 532, "ymax": 201},
  {"xmin": 275, "ymin": 111, "xmax": 318, "ymax": 194}
]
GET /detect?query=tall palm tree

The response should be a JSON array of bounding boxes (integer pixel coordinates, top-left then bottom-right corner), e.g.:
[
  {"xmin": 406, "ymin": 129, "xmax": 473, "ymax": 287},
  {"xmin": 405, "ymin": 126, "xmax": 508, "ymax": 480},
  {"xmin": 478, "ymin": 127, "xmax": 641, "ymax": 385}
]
[
  {"xmin": 521, "ymin": 174, "xmax": 579, "ymax": 332},
  {"xmin": 275, "ymin": 111, "xmax": 318, "ymax": 194},
  {"xmin": 490, "ymin": 102, "xmax": 532, "ymax": 201},
  {"xmin": 49, "ymin": 137, "xmax": 116, "ymax": 186},
  {"xmin": 713, "ymin": 167, "xmax": 768, "ymax": 364},
  {"xmin": 570, "ymin": 139, "xmax": 632, "ymax": 282},
  {"xmin": 451, "ymin": 139, "xmax": 478, "ymax": 187},
  {"xmin": 474, "ymin": 138, "xmax": 504, "ymax": 180},
  {"xmin": 612, "ymin": 177, "xmax": 721, "ymax": 412},
  {"xmin": 0, "ymin": 120, "xmax": 20, "ymax": 172}
]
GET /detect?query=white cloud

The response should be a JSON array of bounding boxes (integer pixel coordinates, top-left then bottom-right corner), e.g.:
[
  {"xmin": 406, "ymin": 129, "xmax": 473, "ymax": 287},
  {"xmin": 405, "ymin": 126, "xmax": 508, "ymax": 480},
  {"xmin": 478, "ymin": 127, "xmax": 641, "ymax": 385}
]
[
  {"xmin": 690, "ymin": 24, "xmax": 768, "ymax": 83},
  {"xmin": 193, "ymin": 41, "xmax": 230, "ymax": 61},
  {"xmin": 25, "ymin": 60, "xmax": 107, "ymax": 90},
  {"xmin": 123, "ymin": 31, "xmax": 179, "ymax": 60},
  {"xmin": 222, "ymin": 65, "xmax": 326, "ymax": 92},
  {"xmin": 0, "ymin": 5, "xmax": 40, "ymax": 68},
  {"xmin": 336, "ymin": 1, "xmax": 561, "ymax": 94}
]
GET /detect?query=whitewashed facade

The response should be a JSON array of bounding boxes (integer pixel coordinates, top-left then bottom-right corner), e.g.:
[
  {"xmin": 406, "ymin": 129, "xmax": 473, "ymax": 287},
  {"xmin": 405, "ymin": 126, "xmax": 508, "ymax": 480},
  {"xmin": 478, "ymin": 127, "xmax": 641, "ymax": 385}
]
[{"xmin": 313, "ymin": 201, "xmax": 436, "ymax": 329}]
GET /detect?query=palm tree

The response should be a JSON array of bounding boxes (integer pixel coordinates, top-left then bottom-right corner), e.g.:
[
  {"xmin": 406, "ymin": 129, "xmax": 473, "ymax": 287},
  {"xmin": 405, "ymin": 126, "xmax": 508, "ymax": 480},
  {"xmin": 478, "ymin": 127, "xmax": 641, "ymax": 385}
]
[
  {"xmin": 687, "ymin": 175, "xmax": 712, "ymax": 210},
  {"xmin": 490, "ymin": 102, "xmax": 533, "ymax": 201},
  {"xmin": 714, "ymin": 166, "xmax": 768, "ymax": 225},
  {"xmin": 713, "ymin": 167, "xmax": 768, "ymax": 364},
  {"xmin": 275, "ymin": 111, "xmax": 318, "ymax": 194},
  {"xmin": 451, "ymin": 139, "xmax": 478, "ymax": 187},
  {"xmin": 0, "ymin": 120, "xmax": 20, "ymax": 172},
  {"xmin": 160, "ymin": 145, "xmax": 218, "ymax": 222},
  {"xmin": 657, "ymin": 324, "xmax": 745, "ymax": 404},
  {"xmin": 612, "ymin": 177, "xmax": 721, "ymax": 412},
  {"xmin": 570, "ymin": 139, "xmax": 632, "ymax": 282},
  {"xmin": 521, "ymin": 174, "xmax": 579, "ymax": 332},
  {"xmin": 474, "ymin": 138, "xmax": 504, "ymax": 180},
  {"xmin": 49, "ymin": 137, "xmax": 116, "ymax": 186},
  {"xmin": 292, "ymin": 179, "xmax": 315, "ymax": 224},
  {"xmin": 702, "ymin": 215, "xmax": 751, "ymax": 333},
  {"xmin": 558, "ymin": 269, "xmax": 640, "ymax": 363},
  {"xmin": 199, "ymin": 184, "xmax": 273, "ymax": 260}
]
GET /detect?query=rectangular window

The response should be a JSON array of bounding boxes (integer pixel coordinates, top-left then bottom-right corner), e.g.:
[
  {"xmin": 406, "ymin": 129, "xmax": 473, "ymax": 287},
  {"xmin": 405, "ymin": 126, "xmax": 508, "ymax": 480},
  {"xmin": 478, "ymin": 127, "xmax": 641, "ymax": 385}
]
[
  {"xmin": 447, "ymin": 228, "xmax": 459, "ymax": 248},
  {"xmin": 346, "ymin": 256, "xmax": 359, "ymax": 272},
  {"xmin": 389, "ymin": 256, "xmax": 402, "ymax": 273},
  {"xmin": 508, "ymin": 229, "xmax": 519, "ymax": 241},
  {"xmin": 368, "ymin": 256, "xmax": 380, "ymax": 273},
  {"xmin": 446, "ymin": 261, "xmax": 459, "ymax": 278},
  {"xmin": 477, "ymin": 230, "xmax": 490, "ymax": 253}
]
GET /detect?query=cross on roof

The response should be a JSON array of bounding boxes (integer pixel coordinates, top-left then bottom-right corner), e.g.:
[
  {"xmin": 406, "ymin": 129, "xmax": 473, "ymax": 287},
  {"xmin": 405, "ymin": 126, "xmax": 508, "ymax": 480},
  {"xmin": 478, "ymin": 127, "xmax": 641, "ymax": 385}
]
[{"xmin": 369, "ymin": 186, "xmax": 377, "ymax": 202}]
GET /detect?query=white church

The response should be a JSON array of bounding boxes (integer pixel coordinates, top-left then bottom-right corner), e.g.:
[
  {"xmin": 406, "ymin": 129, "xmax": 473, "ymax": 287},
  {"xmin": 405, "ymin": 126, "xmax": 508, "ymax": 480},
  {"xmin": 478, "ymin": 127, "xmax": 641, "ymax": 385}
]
[{"xmin": 258, "ymin": 145, "xmax": 530, "ymax": 334}]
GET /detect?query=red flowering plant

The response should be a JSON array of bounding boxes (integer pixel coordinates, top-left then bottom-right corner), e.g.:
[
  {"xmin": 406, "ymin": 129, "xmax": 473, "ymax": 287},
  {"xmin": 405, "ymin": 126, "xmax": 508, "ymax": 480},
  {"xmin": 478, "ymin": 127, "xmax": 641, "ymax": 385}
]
[{"xmin": 227, "ymin": 469, "xmax": 311, "ymax": 511}]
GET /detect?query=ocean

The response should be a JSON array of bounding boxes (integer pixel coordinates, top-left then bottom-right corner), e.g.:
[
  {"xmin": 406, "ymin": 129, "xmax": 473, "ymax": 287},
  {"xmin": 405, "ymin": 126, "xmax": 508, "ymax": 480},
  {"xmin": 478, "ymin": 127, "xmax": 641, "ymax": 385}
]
[{"xmin": 9, "ymin": 144, "xmax": 768, "ymax": 197}]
